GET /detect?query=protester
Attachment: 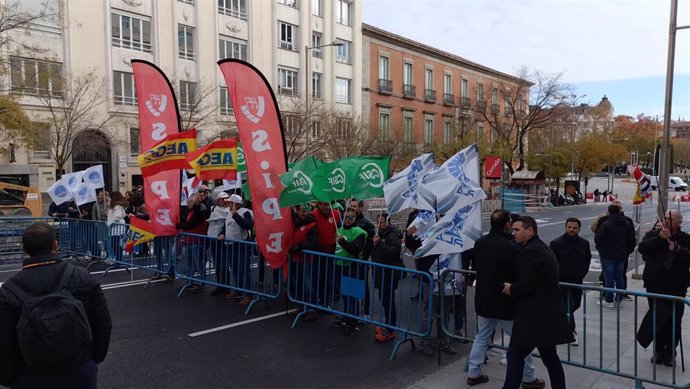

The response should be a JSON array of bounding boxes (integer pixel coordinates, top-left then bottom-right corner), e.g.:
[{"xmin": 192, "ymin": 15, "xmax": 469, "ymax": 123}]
[
  {"xmin": 637, "ymin": 210, "xmax": 690, "ymax": 366},
  {"xmin": 418, "ymin": 252, "xmax": 459, "ymax": 357},
  {"xmin": 176, "ymin": 194, "xmax": 208, "ymax": 291},
  {"xmin": 370, "ymin": 213, "xmax": 403, "ymax": 343},
  {"xmin": 465, "ymin": 210, "xmax": 543, "ymax": 388},
  {"xmin": 49, "ymin": 200, "xmax": 79, "ymax": 219},
  {"xmin": 288, "ymin": 204, "xmax": 319, "ymax": 322},
  {"xmin": 0, "ymin": 222, "xmax": 112, "ymax": 388},
  {"xmin": 550, "ymin": 217, "xmax": 591, "ymax": 346},
  {"xmin": 332, "ymin": 208, "xmax": 367, "ymax": 335},
  {"xmin": 219, "ymin": 194, "xmax": 254, "ymax": 304},
  {"xmin": 91, "ymin": 189, "xmax": 108, "ymax": 222},
  {"xmin": 106, "ymin": 191, "xmax": 128, "ymax": 262},
  {"xmin": 197, "ymin": 185, "xmax": 213, "ymax": 220},
  {"xmin": 311, "ymin": 201, "xmax": 341, "ymax": 308},
  {"xmin": 208, "ymin": 192, "xmax": 231, "ymax": 296},
  {"xmin": 594, "ymin": 204, "xmax": 636, "ymax": 307},
  {"xmin": 502, "ymin": 216, "xmax": 571, "ymax": 389},
  {"xmin": 591, "ymin": 199, "xmax": 634, "ymax": 296}
]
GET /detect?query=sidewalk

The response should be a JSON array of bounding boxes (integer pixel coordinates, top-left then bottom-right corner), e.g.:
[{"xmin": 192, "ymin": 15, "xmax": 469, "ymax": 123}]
[{"xmin": 407, "ymin": 267, "xmax": 690, "ymax": 389}]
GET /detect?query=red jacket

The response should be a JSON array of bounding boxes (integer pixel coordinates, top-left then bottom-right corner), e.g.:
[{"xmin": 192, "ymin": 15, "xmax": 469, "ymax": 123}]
[{"xmin": 311, "ymin": 209, "xmax": 340, "ymax": 254}]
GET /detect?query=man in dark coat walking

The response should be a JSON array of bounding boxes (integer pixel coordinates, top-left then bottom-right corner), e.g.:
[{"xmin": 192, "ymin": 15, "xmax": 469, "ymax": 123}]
[
  {"xmin": 550, "ymin": 217, "xmax": 591, "ymax": 346},
  {"xmin": 637, "ymin": 210, "xmax": 690, "ymax": 366},
  {"xmin": 594, "ymin": 204, "xmax": 636, "ymax": 306},
  {"xmin": 0, "ymin": 222, "xmax": 112, "ymax": 388},
  {"xmin": 502, "ymin": 216, "xmax": 572, "ymax": 389},
  {"xmin": 465, "ymin": 210, "xmax": 544, "ymax": 388}
]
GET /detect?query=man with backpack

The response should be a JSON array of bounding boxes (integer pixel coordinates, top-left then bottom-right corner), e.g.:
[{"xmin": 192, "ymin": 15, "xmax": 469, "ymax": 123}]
[{"xmin": 0, "ymin": 222, "xmax": 112, "ymax": 388}]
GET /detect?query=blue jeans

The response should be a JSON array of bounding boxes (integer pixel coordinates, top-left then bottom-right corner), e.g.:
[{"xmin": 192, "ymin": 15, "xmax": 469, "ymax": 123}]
[
  {"xmin": 601, "ymin": 258, "xmax": 625, "ymax": 303},
  {"xmin": 467, "ymin": 316, "xmax": 535, "ymax": 381}
]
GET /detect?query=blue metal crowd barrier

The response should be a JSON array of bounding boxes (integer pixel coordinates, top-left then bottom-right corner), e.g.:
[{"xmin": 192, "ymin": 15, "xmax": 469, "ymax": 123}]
[
  {"xmin": 106, "ymin": 223, "xmax": 177, "ymax": 283},
  {"xmin": 174, "ymin": 232, "xmax": 282, "ymax": 315},
  {"xmin": 287, "ymin": 249, "xmax": 434, "ymax": 360},
  {"xmin": 57, "ymin": 218, "xmax": 109, "ymax": 266},
  {"xmin": 0, "ymin": 217, "xmax": 56, "ymax": 261}
]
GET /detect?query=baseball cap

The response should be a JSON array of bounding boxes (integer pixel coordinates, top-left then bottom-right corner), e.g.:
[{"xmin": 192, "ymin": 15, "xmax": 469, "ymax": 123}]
[
  {"xmin": 229, "ymin": 194, "xmax": 243, "ymax": 204},
  {"xmin": 217, "ymin": 192, "xmax": 230, "ymax": 200}
]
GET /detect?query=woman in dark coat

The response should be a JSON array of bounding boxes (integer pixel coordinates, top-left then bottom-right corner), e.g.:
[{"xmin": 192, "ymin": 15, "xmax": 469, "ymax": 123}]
[
  {"xmin": 370, "ymin": 213, "xmax": 403, "ymax": 343},
  {"xmin": 502, "ymin": 216, "xmax": 572, "ymax": 389}
]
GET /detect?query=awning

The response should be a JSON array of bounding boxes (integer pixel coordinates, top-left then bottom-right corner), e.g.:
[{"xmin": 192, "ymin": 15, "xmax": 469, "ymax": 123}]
[{"xmin": 511, "ymin": 170, "xmax": 545, "ymax": 181}]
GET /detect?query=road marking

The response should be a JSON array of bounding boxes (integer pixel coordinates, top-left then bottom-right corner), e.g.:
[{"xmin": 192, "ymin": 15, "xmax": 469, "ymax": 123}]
[
  {"xmin": 188, "ymin": 309, "xmax": 299, "ymax": 337},
  {"xmin": 102, "ymin": 279, "xmax": 165, "ymax": 290}
]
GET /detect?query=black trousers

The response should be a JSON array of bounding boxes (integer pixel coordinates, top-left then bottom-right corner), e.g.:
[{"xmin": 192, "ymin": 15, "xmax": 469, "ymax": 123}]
[
  {"xmin": 647, "ymin": 297, "xmax": 685, "ymax": 356},
  {"xmin": 503, "ymin": 346, "xmax": 565, "ymax": 389},
  {"xmin": 560, "ymin": 283, "xmax": 583, "ymax": 333}
]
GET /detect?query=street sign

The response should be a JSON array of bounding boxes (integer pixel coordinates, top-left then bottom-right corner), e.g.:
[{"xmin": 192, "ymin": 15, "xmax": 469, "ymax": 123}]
[{"xmin": 484, "ymin": 156, "xmax": 502, "ymax": 179}]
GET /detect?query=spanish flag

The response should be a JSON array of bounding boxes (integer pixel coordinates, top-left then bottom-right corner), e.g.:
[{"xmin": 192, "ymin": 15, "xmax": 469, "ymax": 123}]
[
  {"xmin": 137, "ymin": 129, "xmax": 197, "ymax": 177},
  {"xmin": 186, "ymin": 138, "xmax": 239, "ymax": 181},
  {"xmin": 123, "ymin": 216, "xmax": 156, "ymax": 253}
]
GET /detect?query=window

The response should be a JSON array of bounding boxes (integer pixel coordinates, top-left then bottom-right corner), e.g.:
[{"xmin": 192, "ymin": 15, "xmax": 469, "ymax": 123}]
[
  {"xmin": 31, "ymin": 123, "xmax": 51, "ymax": 159},
  {"xmin": 220, "ymin": 87, "xmax": 233, "ymax": 116},
  {"xmin": 178, "ymin": 0, "xmax": 194, "ymax": 4},
  {"xmin": 424, "ymin": 115, "xmax": 434, "ymax": 145},
  {"xmin": 130, "ymin": 128, "xmax": 140, "ymax": 157},
  {"xmin": 505, "ymin": 90, "xmax": 513, "ymax": 115},
  {"xmin": 335, "ymin": 0, "xmax": 351, "ymax": 25},
  {"xmin": 335, "ymin": 116, "xmax": 352, "ymax": 138},
  {"xmin": 403, "ymin": 62, "xmax": 413, "ymax": 85},
  {"xmin": 178, "ymin": 24, "xmax": 195, "ymax": 60},
  {"xmin": 477, "ymin": 122, "xmax": 484, "ymax": 143},
  {"xmin": 218, "ymin": 0, "xmax": 247, "ymax": 20},
  {"xmin": 477, "ymin": 83, "xmax": 484, "ymax": 102},
  {"xmin": 278, "ymin": 21, "xmax": 297, "ymax": 50},
  {"xmin": 444, "ymin": 73, "xmax": 452, "ymax": 95},
  {"xmin": 312, "ymin": 72, "xmax": 322, "ymax": 99},
  {"xmin": 312, "ymin": 0, "xmax": 322, "ymax": 16},
  {"xmin": 283, "ymin": 113, "xmax": 299, "ymax": 135},
  {"xmin": 379, "ymin": 56, "xmax": 389, "ymax": 80},
  {"xmin": 219, "ymin": 36, "xmax": 247, "ymax": 61},
  {"xmin": 492, "ymin": 87, "xmax": 498, "ymax": 104},
  {"xmin": 113, "ymin": 71, "xmax": 137, "ymax": 106},
  {"xmin": 179, "ymin": 81, "xmax": 197, "ymax": 111},
  {"xmin": 425, "ymin": 68, "xmax": 433, "ymax": 90},
  {"xmin": 461, "ymin": 79, "xmax": 468, "ymax": 98},
  {"xmin": 278, "ymin": 67, "xmax": 298, "ymax": 95},
  {"xmin": 277, "ymin": 0, "xmax": 298, "ymax": 7},
  {"xmin": 335, "ymin": 39, "xmax": 350, "ymax": 64},
  {"xmin": 518, "ymin": 94, "xmax": 524, "ymax": 113},
  {"xmin": 403, "ymin": 115, "xmax": 413, "ymax": 143},
  {"xmin": 10, "ymin": 57, "xmax": 63, "ymax": 97},
  {"xmin": 379, "ymin": 108, "xmax": 390, "ymax": 140},
  {"xmin": 335, "ymin": 77, "xmax": 351, "ymax": 104},
  {"xmin": 311, "ymin": 32, "xmax": 322, "ymax": 57},
  {"xmin": 311, "ymin": 120, "xmax": 322, "ymax": 139},
  {"xmin": 111, "ymin": 13, "xmax": 152, "ymax": 53},
  {"xmin": 443, "ymin": 118, "xmax": 452, "ymax": 144}
]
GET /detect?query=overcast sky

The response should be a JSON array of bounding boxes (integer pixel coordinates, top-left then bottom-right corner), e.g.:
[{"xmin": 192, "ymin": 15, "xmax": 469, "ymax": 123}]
[{"xmin": 363, "ymin": 0, "xmax": 690, "ymax": 118}]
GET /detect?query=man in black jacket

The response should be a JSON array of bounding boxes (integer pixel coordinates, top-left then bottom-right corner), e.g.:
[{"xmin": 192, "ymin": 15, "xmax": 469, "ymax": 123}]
[
  {"xmin": 637, "ymin": 210, "xmax": 690, "ymax": 366},
  {"xmin": 502, "ymin": 216, "xmax": 571, "ymax": 389},
  {"xmin": 550, "ymin": 217, "xmax": 591, "ymax": 346},
  {"xmin": 0, "ymin": 222, "xmax": 112, "ymax": 388},
  {"xmin": 350, "ymin": 199, "xmax": 376, "ymax": 318},
  {"xmin": 594, "ymin": 204, "xmax": 636, "ymax": 306},
  {"xmin": 465, "ymin": 210, "xmax": 544, "ymax": 388},
  {"xmin": 371, "ymin": 213, "xmax": 403, "ymax": 343}
]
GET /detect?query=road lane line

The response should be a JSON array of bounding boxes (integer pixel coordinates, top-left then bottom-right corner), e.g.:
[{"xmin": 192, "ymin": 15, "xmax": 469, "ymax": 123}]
[
  {"xmin": 102, "ymin": 279, "xmax": 165, "ymax": 290},
  {"xmin": 189, "ymin": 309, "xmax": 299, "ymax": 337}
]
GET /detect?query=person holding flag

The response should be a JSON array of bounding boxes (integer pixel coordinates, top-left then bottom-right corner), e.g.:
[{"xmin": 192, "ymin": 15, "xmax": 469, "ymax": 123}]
[
  {"xmin": 311, "ymin": 202, "xmax": 341, "ymax": 310},
  {"xmin": 371, "ymin": 213, "xmax": 404, "ymax": 343},
  {"xmin": 176, "ymin": 193, "xmax": 208, "ymax": 292},
  {"xmin": 207, "ymin": 192, "xmax": 231, "ymax": 296},
  {"xmin": 219, "ymin": 194, "xmax": 254, "ymax": 305},
  {"xmin": 288, "ymin": 204, "xmax": 319, "ymax": 322}
]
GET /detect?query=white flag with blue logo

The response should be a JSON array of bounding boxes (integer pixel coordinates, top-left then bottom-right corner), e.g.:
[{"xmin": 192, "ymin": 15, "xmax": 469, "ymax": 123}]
[
  {"xmin": 47, "ymin": 178, "xmax": 73, "ymax": 206},
  {"xmin": 419, "ymin": 144, "xmax": 485, "ymax": 214},
  {"xmin": 72, "ymin": 181, "xmax": 97, "ymax": 207},
  {"xmin": 62, "ymin": 171, "xmax": 84, "ymax": 191},
  {"xmin": 83, "ymin": 165, "xmax": 105, "ymax": 189},
  {"xmin": 383, "ymin": 153, "xmax": 435, "ymax": 214},
  {"xmin": 408, "ymin": 209, "xmax": 437, "ymax": 240},
  {"xmin": 412, "ymin": 201, "xmax": 483, "ymax": 258},
  {"xmin": 430, "ymin": 252, "xmax": 464, "ymax": 295}
]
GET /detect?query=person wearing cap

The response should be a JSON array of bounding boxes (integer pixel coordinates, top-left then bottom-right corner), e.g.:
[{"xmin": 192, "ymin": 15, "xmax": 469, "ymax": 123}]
[
  {"xmin": 208, "ymin": 192, "xmax": 231, "ymax": 296},
  {"xmin": 218, "ymin": 194, "xmax": 254, "ymax": 304}
]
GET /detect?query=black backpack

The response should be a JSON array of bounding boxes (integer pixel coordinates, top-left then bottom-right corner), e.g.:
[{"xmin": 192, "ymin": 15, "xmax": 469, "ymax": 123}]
[{"xmin": 3, "ymin": 264, "xmax": 93, "ymax": 368}]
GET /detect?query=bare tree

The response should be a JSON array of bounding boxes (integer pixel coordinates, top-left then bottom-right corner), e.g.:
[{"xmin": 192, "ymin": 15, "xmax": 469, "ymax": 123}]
[
  {"xmin": 481, "ymin": 66, "xmax": 571, "ymax": 174},
  {"xmin": 0, "ymin": 0, "xmax": 59, "ymax": 55},
  {"xmin": 173, "ymin": 79, "xmax": 220, "ymax": 134},
  {"xmin": 34, "ymin": 68, "xmax": 120, "ymax": 175}
]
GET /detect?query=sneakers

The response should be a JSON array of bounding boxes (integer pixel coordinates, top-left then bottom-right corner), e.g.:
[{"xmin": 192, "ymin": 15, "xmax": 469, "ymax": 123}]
[
  {"xmin": 571, "ymin": 331, "xmax": 579, "ymax": 347},
  {"xmin": 622, "ymin": 294, "xmax": 633, "ymax": 302},
  {"xmin": 375, "ymin": 330, "xmax": 395, "ymax": 343},
  {"xmin": 419, "ymin": 342, "xmax": 434, "ymax": 356},
  {"xmin": 348, "ymin": 325, "xmax": 361, "ymax": 336},
  {"xmin": 522, "ymin": 378, "xmax": 546, "ymax": 389},
  {"xmin": 466, "ymin": 375, "xmax": 489, "ymax": 386},
  {"xmin": 597, "ymin": 300, "xmax": 616, "ymax": 308},
  {"xmin": 375, "ymin": 326, "xmax": 385, "ymax": 335},
  {"xmin": 439, "ymin": 342, "xmax": 456, "ymax": 355}
]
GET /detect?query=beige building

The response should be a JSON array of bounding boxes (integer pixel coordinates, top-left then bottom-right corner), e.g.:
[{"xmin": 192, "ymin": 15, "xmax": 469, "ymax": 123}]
[{"xmin": 1, "ymin": 0, "xmax": 362, "ymax": 192}]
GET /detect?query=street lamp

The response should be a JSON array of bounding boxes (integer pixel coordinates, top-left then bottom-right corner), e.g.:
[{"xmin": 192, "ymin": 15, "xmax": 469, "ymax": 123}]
[{"xmin": 304, "ymin": 40, "xmax": 344, "ymax": 153}]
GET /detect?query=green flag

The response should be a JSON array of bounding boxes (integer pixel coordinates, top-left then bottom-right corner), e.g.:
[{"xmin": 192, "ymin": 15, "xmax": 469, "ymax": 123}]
[
  {"xmin": 242, "ymin": 180, "xmax": 251, "ymax": 201},
  {"xmin": 312, "ymin": 160, "xmax": 348, "ymax": 202},
  {"xmin": 279, "ymin": 156, "xmax": 318, "ymax": 207},
  {"xmin": 339, "ymin": 156, "xmax": 391, "ymax": 200},
  {"xmin": 237, "ymin": 142, "xmax": 246, "ymax": 172}
]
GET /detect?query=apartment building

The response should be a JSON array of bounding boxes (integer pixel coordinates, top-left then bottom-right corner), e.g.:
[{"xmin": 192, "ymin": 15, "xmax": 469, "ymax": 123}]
[
  {"xmin": 2, "ymin": 0, "xmax": 361, "ymax": 192},
  {"xmin": 362, "ymin": 23, "xmax": 527, "ymax": 164}
]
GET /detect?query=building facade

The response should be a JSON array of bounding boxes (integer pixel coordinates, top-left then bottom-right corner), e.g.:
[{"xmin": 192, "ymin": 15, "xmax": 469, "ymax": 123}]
[
  {"xmin": 362, "ymin": 23, "xmax": 528, "ymax": 168},
  {"xmin": 1, "ymin": 0, "xmax": 362, "ymax": 192}
]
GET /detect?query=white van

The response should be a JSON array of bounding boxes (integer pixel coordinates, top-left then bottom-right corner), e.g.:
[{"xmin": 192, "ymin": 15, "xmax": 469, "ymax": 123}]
[{"xmin": 650, "ymin": 176, "xmax": 688, "ymax": 191}]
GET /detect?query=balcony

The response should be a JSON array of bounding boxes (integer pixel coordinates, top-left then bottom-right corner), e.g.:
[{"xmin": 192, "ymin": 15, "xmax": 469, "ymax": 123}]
[
  {"xmin": 443, "ymin": 93, "xmax": 454, "ymax": 106},
  {"xmin": 505, "ymin": 106, "xmax": 514, "ymax": 116},
  {"xmin": 423, "ymin": 143, "xmax": 434, "ymax": 152},
  {"xmin": 378, "ymin": 79, "xmax": 392, "ymax": 94},
  {"xmin": 424, "ymin": 89, "xmax": 436, "ymax": 102},
  {"xmin": 403, "ymin": 84, "xmax": 416, "ymax": 98},
  {"xmin": 461, "ymin": 97, "xmax": 471, "ymax": 109},
  {"xmin": 476, "ymin": 100, "xmax": 486, "ymax": 112},
  {"xmin": 277, "ymin": 86, "xmax": 299, "ymax": 96},
  {"xmin": 491, "ymin": 103, "xmax": 500, "ymax": 114}
]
